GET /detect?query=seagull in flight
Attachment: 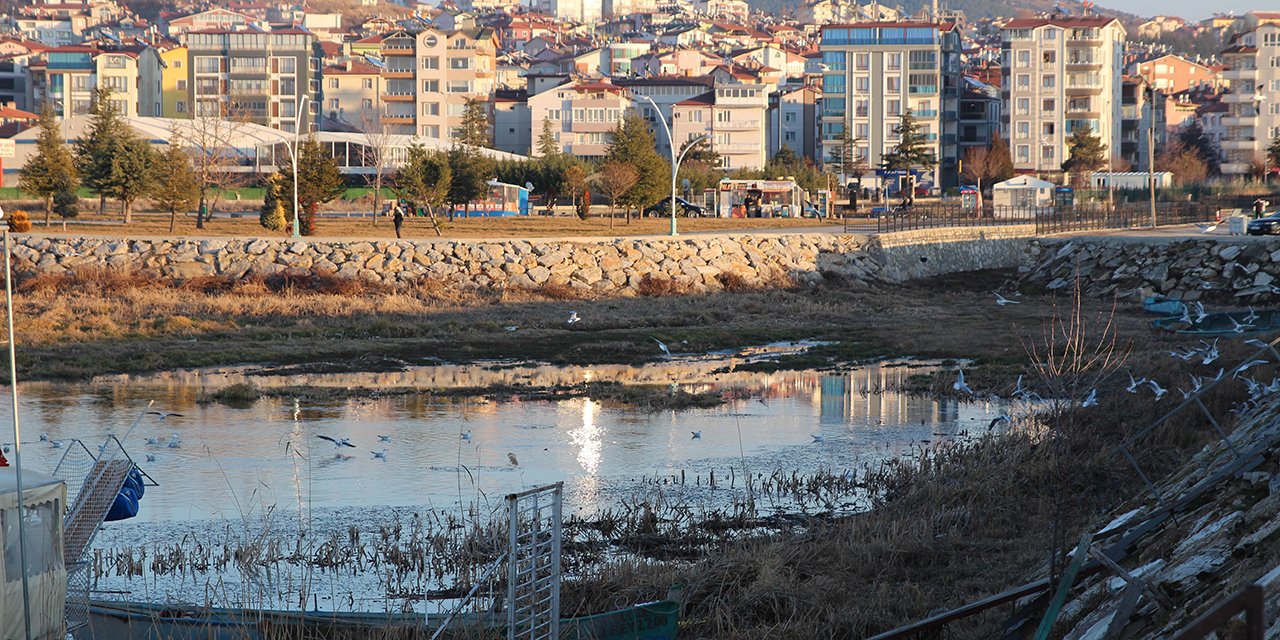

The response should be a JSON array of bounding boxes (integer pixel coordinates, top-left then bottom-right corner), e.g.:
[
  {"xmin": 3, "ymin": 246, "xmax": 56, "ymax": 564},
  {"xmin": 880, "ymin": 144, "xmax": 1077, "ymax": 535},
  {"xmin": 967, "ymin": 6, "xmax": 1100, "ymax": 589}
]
[
  {"xmin": 566, "ymin": 311, "xmax": 581, "ymax": 324},
  {"xmin": 1169, "ymin": 348, "xmax": 1196, "ymax": 361},
  {"xmin": 1125, "ymin": 371, "xmax": 1146, "ymax": 394},
  {"xmin": 1198, "ymin": 222, "xmax": 1219, "ymax": 233},
  {"xmin": 146, "ymin": 411, "xmax": 185, "ymax": 420},
  {"xmin": 988, "ymin": 415, "xmax": 1010, "ymax": 430},
  {"xmin": 1012, "ymin": 374, "xmax": 1025, "ymax": 397},
  {"xmin": 1245, "ymin": 307, "xmax": 1260, "ymax": 324},
  {"xmin": 1147, "ymin": 379, "xmax": 1168, "ymax": 401},
  {"xmin": 1192, "ymin": 301, "xmax": 1208, "ymax": 324},
  {"xmin": 167, "ymin": 433, "xmax": 182, "ymax": 448},
  {"xmin": 652, "ymin": 337, "xmax": 672, "ymax": 358},
  {"xmin": 1082, "ymin": 388, "xmax": 1098, "ymax": 408},
  {"xmin": 378, "ymin": 434, "xmax": 392, "ymax": 443},
  {"xmin": 691, "ymin": 431, "xmax": 701, "ymax": 439},
  {"xmin": 1200, "ymin": 339, "xmax": 1220, "ymax": 365},
  {"xmin": 1234, "ymin": 359, "xmax": 1269, "ymax": 378},
  {"xmin": 371, "ymin": 449, "xmax": 387, "ymax": 460},
  {"xmin": 1230, "ymin": 317, "xmax": 1255, "ymax": 333},
  {"xmin": 810, "ymin": 434, "xmax": 825, "ymax": 443},
  {"xmin": 953, "ymin": 369, "xmax": 973, "ymax": 395},
  {"xmin": 317, "ymin": 435, "xmax": 356, "ymax": 448},
  {"xmin": 1245, "ymin": 338, "xmax": 1271, "ymax": 350},
  {"xmin": 508, "ymin": 452, "xmax": 519, "ymax": 467},
  {"xmin": 994, "ymin": 292, "xmax": 1020, "ymax": 306}
]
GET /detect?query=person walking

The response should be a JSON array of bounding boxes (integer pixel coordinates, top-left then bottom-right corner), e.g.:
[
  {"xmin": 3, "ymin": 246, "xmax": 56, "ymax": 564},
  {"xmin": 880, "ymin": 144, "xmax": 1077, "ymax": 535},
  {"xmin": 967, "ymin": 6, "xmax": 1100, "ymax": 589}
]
[
  {"xmin": 1253, "ymin": 198, "xmax": 1269, "ymax": 220},
  {"xmin": 393, "ymin": 202, "xmax": 405, "ymax": 239}
]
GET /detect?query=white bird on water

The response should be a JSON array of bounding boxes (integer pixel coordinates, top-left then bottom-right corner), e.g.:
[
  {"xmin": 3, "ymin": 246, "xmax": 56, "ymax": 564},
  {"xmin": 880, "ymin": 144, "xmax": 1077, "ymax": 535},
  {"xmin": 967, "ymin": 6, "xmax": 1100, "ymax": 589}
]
[
  {"xmin": 371, "ymin": 450, "xmax": 387, "ymax": 460},
  {"xmin": 461, "ymin": 430, "xmax": 472, "ymax": 441},
  {"xmin": 810, "ymin": 434, "xmax": 825, "ymax": 443},
  {"xmin": 316, "ymin": 435, "xmax": 356, "ymax": 448},
  {"xmin": 994, "ymin": 292, "xmax": 1020, "ymax": 306},
  {"xmin": 167, "ymin": 433, "xmax": 181, "ymax": 448},
  {"xmin": 691, "ymin": 431, "xmax": 701, "ymax": 439},
  {"xmin": 1147, "ymin": 379, "xmax": 1168, "ymax": 401},
  {"xmin": 38, "ymin": 433, "xmax": 48, "ymax": 442},
  {"xmin": 953, "ymin": 369, "xmax": 973, "ymax": 395},
  {"xmin": 378, "ymin": 434, "xmax": 392, "ymax": 443},
  {"xmin": 50, "ymin": 440, "xmax": 62, "ymax": 449},
  {"xmin": 145, "ymin": 453, "xmax": 157, "ymax": 462},
  {"xmin": 652, "ymin": 337, "xmax": 672, "ymax": 358},
  {"xmin": 566, "ymin": 311, "xmax": 581, "ymax": 324},
  {"xmin": 504, "ymin": 325, "xmax": 519, "ymax": 332},
  {"xmin": 508, "ymin": 452, "xmax": 519, "ymax": 467},
  {"xmin": 1082, "ymin": 388, "xmax": 1098, "ymax": 408}
]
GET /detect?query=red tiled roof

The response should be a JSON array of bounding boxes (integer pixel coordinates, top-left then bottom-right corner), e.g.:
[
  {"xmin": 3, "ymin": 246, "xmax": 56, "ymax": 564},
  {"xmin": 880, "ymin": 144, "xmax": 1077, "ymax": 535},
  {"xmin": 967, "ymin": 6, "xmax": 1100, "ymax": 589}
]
[
  {"xmin": 675, "ymin": 91, "xmax": 714, "ymax": 106},
  {"xmin": 0, "ymin": 106, "xmax": 38, "ymax": 119}
]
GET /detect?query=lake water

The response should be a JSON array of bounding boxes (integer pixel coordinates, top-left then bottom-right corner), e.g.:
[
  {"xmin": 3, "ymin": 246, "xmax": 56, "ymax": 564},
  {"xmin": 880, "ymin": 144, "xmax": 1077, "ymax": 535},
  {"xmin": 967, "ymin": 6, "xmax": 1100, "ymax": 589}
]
[{"xmin": 4, "ymin": 353, "xmax": 1017, "ymax": 610}]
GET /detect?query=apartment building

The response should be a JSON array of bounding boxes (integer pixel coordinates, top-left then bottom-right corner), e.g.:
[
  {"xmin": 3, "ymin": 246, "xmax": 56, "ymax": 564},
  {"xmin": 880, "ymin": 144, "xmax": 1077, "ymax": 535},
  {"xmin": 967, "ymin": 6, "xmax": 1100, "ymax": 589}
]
[
  {"xmin": 158, "ymin": 44, "xmax": 188, "ymax": 117},
  {"xmin": 527, "ymin": 80, "xmax": 633, "ymax": 160},
  {"xmin": 1131, "ymin": 54, "xmax": 1223, "ymax": 94},
  {"xmin": 322, "ymin": 60, "xmax": 381, "ymax": 130},
  {"xmin": 768, "ymin": 84, "xmax": 820, "ymax": 162},
  {"xmin": 537, "ymin": 0, "xmax": 603, "ymax": 24},
  {"xmin": 29, "ymin": 45, "xmax": 160, "ymax": 118},
  {"xmin": 819, "ymin": 21, "xmax": 963, "ymax": 189},
  {"xmin": 1218, "ymin": 23, "xmax": 1280, "ymax": 176},
  {"xmin": 1119, "ymin": 75, "xmax": 1165, "ymax": 171},
  {"xmin": 1001, "ymin": 16, "xmax": 1126, "ymax": 177},
  {"xmin": 615, "ymin": 76, "xmax": 716, "ymax": 158},
  {"xmin": 670, "ymin": 84, "xmax": 768, "ymax": 170},
  {"xmin": 0, "ymin": 39, "xmax": 48, "ymax": 111},
  {"xmin": 493, "ymin": 89, "xmax": 531, "ymax": 155},
  {"xmin": 184, "ymin": 26, "xmax": 320, "ymax": 132},
  {"xmin": 376, "ymin": 28, "xmax": 496, "ymax": 140},
  {"xmin": 958, "ymin": 78, "xmax": 1001, "ymax": 157}
]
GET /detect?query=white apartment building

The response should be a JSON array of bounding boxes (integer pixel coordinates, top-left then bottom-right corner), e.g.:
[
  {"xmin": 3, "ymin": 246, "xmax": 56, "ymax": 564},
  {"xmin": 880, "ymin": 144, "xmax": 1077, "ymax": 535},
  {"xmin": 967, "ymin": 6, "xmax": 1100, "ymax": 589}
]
[
  {"xmin": 527, "ymin": 80, "xmax": 633, "ymax": 160},
  {"xmin": 615, "ymin": 77, "xmax": 717, "ymax": 158},
  {"xmin": 537, "ymin": 0, "xmax": 603, "ymax": 24},
  {"xmin": 377, "ymin": 28, "xmax": 497, "ymax": 140},
  {"xmin": 819, "ymin": 21, "xmax": 963, "ymax": 189},
  {"xmin": 1219, "ymin": 23, "xmax": 1280, "ymax": 176},
  {"xmin": 1000, "ymin": 16, "xmax": 1126, "ymax": 177},
  {"xmin": 184, "ymin": 27, "xmax": 320, "ymax": 132},
  {"xmin": 671, "ymin": 84, "xmax": 768, "ymax": 170}
]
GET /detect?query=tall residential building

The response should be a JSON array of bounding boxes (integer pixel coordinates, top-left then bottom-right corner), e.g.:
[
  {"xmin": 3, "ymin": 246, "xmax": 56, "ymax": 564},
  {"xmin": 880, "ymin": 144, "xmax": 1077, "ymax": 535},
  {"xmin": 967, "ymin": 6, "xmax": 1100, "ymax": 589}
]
[
  {"xmin": 527, "ymin": 80, "xmax": 633, "ymax": 160},
  {"xmin": 615, "ymin": 76, "xmax": 716, "ymax": 158},
  {"xmin": 322, "ymin": 60, "xmax": 381, "ymax": 130},
  {"xmin": 184, "ymin": 26, "xmax": 320, "ymax": 132},
  {"xmin": 1218, "ymin": 23, "xmax": 1280, "ymax": 176},
  {"xmin": 375, "ymin": 28, "xmax": 496, "ymax": 140},
  {"xmin": 671, "ymin": 83, "xmax": 769, "ymax": 170},
  {"xmin": 158, "ymin": 44, "xmax": 188, "ymax": 117},
  {"xmin": 1000, "ymin": 16, "xmax": 1126, "ymax": 177},
  {"xmin": 769, "ymin": 84, "xmax": 820, "ymax": 162},
  {"xmin": 30, "ymin": 45, "xmax": 157, "ymax": 118},
  {"xmin": 1119, "ymin": 75, "xmax": 1165, "ymax": 171},
  {"xmin": 819, "ymin": 21, "xmax": 963, "ymax": 189},
  {"xmin": 958, "ymin": 78, "xmax": 1002, "ymax": 158}
]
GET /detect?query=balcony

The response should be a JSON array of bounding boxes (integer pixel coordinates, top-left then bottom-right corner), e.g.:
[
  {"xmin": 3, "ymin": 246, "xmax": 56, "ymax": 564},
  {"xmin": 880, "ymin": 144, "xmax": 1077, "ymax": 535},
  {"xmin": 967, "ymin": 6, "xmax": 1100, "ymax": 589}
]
[
  {"xmin": 382, "ymin": 92, "xmax": 415, "ymax": 101},
  {"xmin": 909, "ymin": 85, "xmax": 938, "ymax": 95},
  {"xmin": 1222, "ymin": 66, "xmax": 1256, "ymax": 81},
  {"xmin": 1222, "ymin": 115, "xmax": 1257, "ymax": 126},
  {"xmin": 716, "ymin": 118, "xmax": 761, "ymax": 131},
  {"xmin": 1066, "ymin": 59, "xmax": 1102, "ymax": 70},
  {"xmin": 914, "ymin": 109, "xmax": 938, "ymax": 117},
  {"xmin": 1222, "ymin": 91, "xmax": 1259, "ymax": 103},
  {"xmin": 1221, "ymin": 138, "xmax": 1258, "ymax": 150},
  {"xmin": 381, "ymin": 114, "xmax": 414, "ymax": 124},
  {"xmin": 715, "ymin": 143, "xmax": 761, "ymax": 154},
  {"xmin": 1066, "ymin": 85, "xmax": 1103, "ymax": 96}
]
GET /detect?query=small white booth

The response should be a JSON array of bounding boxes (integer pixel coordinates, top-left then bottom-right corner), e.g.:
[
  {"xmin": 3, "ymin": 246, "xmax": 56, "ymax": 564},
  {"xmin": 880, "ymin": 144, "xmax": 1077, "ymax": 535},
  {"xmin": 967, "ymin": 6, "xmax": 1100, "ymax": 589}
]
[
  {"xmin": 2, "ymin": 467, "xmax": 67, "ymax": 640},
  {"xmin": 992, "ymin": 176, "xmax": 1057, "ymax": 209}
]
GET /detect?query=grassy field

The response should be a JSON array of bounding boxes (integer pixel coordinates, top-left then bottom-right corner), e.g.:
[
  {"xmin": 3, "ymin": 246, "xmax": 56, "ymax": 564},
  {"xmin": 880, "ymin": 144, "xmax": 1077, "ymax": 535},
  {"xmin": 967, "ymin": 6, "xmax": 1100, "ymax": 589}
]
[{"xmin": 16, "ymin": 210, "xmax": 827, "ymax": 239}]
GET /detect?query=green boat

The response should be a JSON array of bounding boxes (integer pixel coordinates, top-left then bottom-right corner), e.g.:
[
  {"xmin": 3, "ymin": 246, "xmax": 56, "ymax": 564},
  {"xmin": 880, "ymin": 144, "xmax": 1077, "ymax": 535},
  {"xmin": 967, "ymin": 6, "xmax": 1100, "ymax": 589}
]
[
  {"xmin": 1150, "ymin": 309, "xmax": 1280, "ymax": 336},
  {"xmin": 85, "ymin": 599, "xmax": 680, "ymax": 640}
]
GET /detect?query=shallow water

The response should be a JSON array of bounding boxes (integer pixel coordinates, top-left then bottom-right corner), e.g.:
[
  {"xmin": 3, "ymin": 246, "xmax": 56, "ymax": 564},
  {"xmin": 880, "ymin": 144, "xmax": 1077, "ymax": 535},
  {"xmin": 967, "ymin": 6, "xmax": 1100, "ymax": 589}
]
[{"xmin": 5, "ymin": 354, "xmax": 1016, "ymax": 610}]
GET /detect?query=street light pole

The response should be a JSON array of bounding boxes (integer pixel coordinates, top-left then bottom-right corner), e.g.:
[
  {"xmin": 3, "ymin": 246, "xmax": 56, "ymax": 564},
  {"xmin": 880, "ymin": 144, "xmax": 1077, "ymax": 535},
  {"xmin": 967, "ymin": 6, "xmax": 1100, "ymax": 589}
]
[
  {"xmin": 638, "ymin": 95, "xmax": 681, "ymax": 236},
  {"xmin": 1148, "ymin": 82, "xmax": 1156, "ymax": 229},
  {"xmin": 291, "ymin": 94, "xmax": 311, "ymax": 239}
]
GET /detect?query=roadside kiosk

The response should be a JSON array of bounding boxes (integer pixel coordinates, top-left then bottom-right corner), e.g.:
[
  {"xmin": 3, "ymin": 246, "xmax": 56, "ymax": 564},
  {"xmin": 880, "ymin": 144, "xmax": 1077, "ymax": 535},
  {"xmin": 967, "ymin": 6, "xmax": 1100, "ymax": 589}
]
[
  {"xmin": 1, "ymin": 467, "xmax": 67, "ymax": 640},
  {"xmin": 716, "ymin": 179, "xmax": 803, "ymax": 218}
]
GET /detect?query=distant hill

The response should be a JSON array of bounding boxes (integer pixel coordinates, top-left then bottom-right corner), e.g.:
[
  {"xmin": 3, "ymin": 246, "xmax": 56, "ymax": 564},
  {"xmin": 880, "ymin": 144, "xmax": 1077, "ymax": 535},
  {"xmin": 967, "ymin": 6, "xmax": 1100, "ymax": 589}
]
[{"xmin": 751, "ymin": 0, "xmax": 1144, "ymax": 23}]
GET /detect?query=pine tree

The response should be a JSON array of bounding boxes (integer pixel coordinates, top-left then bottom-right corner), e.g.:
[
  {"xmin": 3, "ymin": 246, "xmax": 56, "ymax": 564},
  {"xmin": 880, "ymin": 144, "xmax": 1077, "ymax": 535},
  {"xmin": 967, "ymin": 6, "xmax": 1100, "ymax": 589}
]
[
  {"xmin": 536, "ymin": 117, "xmax": 560, "ymax": 159},
  {"xmin": 394, "ymin": 144, "xmax": 451, "ymax": 235},
  {"xmin": 1176, "ymin": 120, "xmax": 1221, "ymax": 175},
  {"xmin": 459, "ymin": 98, "xmax": 491, "ymax": 148},
  {"xmin": 274, "ymin": 136, "xmax": 344, "ymax": 236},
  {"xmin": 18, "ymin": 102, "xmax": 78, "ymax": 225},
  {"xmin": 150, "ymin": 139, "xmax": 200, "ymax": 233},
  {"xmin": 74, "ymin": 86, "xmax": 129, "ymax": 216},
  {"xmin": 1061, "ymin": 125, "xmax": 1107, "ymax": 186},
  {"xmin": 446, "ymin": 145, "xmax": 491, "ymax": 219},
  {"xmin": 106, "ymin": 137, "xmax": 157, "ymax": 223},
  {"xmin": 604, "ymin": 111, "xmax": 668, "ymax": 217},
  {"xmin": 881, "ymin": 110, "xmax": 937, "ymax": 172},
  {"xmin": 260, "ymin": 173, "xmax": 287, "ymax": 231}
]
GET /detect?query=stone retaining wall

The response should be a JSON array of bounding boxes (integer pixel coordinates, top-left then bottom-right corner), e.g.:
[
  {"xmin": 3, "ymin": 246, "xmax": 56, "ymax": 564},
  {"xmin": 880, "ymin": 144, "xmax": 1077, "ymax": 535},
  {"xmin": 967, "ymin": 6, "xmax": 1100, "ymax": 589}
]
[
  {"xmin": 1018, "ymin": 236, "xmax": 1280, "ymax": 302},
  {"xmin": 10, "ymin": 227, "xmax": 1039, "ymax": 295}
]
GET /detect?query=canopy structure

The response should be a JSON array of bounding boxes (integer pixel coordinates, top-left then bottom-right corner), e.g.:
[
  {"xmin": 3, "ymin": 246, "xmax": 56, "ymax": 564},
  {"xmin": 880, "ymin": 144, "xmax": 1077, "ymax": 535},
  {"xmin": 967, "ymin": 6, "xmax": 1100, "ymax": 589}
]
[
  {"xmin": 1, "ymin": 467, "xmax": 67, "ymax": 640},
  {"xmin": 991, "ymin": 175, "xmax": 1056, "ymax": 209}
]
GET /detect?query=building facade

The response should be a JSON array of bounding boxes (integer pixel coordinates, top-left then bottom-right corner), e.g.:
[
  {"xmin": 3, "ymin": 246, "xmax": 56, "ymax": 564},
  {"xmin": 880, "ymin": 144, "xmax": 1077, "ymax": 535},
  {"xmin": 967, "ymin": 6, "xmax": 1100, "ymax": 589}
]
[
  {"xmin": 1000, "ymin": 16, "xmax": 1126, "ymax": 177},
  {"xmin": 184, "ymin": 27, "xmax": 320, "ymax": 132},
  {"xmin": 1119, "ymin": 75, "xmax": 1165, "ymax": 171},
  {"xmin": 819, "ymin": 21, "xmax": 963, "ymax": 189},
  {"xmin": 527, "ymin": 80, "xmax": 632, "ymax": 160},
  {"xmin": 671, "ymin": 83, "xmax": 768, "ymax": 170},
  {"xmin": 1218, "ymin": 23, "xmax": 1280, "ymax": 176},
  {"xmin": 769, "ymin": 84, "xmax": 820, "ymax": 162},
  {"xmin": 376, "ymin": 28, "xmax": 496, "ymax": 140}
]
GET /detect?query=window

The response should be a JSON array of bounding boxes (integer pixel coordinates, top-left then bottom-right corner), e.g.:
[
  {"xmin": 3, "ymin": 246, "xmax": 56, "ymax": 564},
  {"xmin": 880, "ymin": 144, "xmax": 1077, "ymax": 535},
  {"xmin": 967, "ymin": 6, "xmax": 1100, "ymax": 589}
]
[
  {"xmin": 328, "ymin": 78, "xmax": 339, "ymax": 89},
  {"xmin": 446, "ymin": 80, "xmax": 470, "ymax": 93},
  {"xmin": 1042, "ymin": 51, "xmax": 1056, "ymax": 64},
  {"xmin": 423, "ymin": 101, "xmax": 439, "ymax": 115},
  {"xmin": 887, "ymin": 99, "xmax": 901, "ymax": 116},
  {"xmin": 195, "ymin": 56, "xmax": 221, "ymax": 73},
  {"xmin": 1041, "ymin": 74, "xmax": 1055, "ymax": 88},
  {"xmin": 280, "ymin": 78, "xmax": 295, "ymax": 95},
  {"xmin": 422, "ymin": 124, "xmax": 439, "ymax": 137},
  {"xmin": 886, "ymin": 76, "xmax": 900, "ymax": 93},
  {"xmin": 1016, "ymin": 121, "xmax": 1029, "ymax": 139},
  {"xmin": 1042, "ymin": 98, "xmax": 1055, "ymax": 112},
  {"xmin": 855, "ymin": 122, "xmax": 868, "ymax": 137},
  {"xmin": 1043, "ymin": 28, "xmax": 1057, "ymax": 41},
  {"xmin": 176, "ymin": 100, "xmax": 187, "ymax": 113},
  {"xmin": 855, "ymin": 76, "xmax": 869, "ymax": 92},
  {"xmin": 1042, "ymin": 122, "xmax": 1055, "ymax": 136},
  {"xmin": 1016, "ymin": 98, "xmax": 1030, "ymax": 115},
  {"xmin": 232, "ymin": 57, "xmax": 267, "ymax": 72},
  {"xmin": 1016, "ymin": 144, "xmax": 1030, "ymax": 162},
  {"xmin": 855, "ymin": 52, "xmax": 869, "ymax": 70},
  {"xmin": 275, "ymin": 56, "xmax": 296, "ymax": 73},
  {"xmin": 102, "ymin": 75, "xmax": 127, "ymax": 92},
  {"xmin": 173, "ymin": 59, "xmax": 182, "ymax": 68},
  {"xmin": 362, "ymin": 98, "xmax": 373, "ymax": 110},
  {"xmin": 886, "ymin": 53, "xmax": 901, "ymax": 71},
  {"xmin": 422, "ymin": 80, "xmax": 439, "ymax": 92},
  {"xmin": 177, "ymin": 80, "xmax": 187, "ymax": 90},
  {"xmin": 449, "ymin": 57, "xmax": 470, "ymax": 70},
  {"xmin": 1041, "ymin": 145, "xmax": 1054, "ymax": 160},
  {"xmin": 784, "ymin": 112, "xmax": 794, "ymax": 123},
  {"xmin": 329, "ymin": 98, "xmax": 339, "ymax": 109},
  {"xmin": 1017, "ymin": 74, "xmax": 1031, "ymax": 90},
  {"xmin": 423, "ymin": 56, "xmax": 440, "ymax": 70},
  {"xmin": 1016, "ymin": 50, "xmax": 1030, "ymax": 68},
  {"xmin": 363, "ymin": 78, "xmax": 373, "ymax": 89}
]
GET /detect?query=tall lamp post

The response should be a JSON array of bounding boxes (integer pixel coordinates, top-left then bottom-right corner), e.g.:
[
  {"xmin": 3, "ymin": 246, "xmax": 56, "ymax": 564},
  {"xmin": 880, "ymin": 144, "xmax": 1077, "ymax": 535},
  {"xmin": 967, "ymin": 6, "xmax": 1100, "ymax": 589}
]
[
  {"xmin": 1147, "ymin": 80, "xmax": 1156, "ymax": 228},
  {"xmin": 638, "ymin": 95, "xmax": 707, "ymax": 236},
  {"xmin": 288, "ymin": 94, "xmax": 312, "ymax": 239},
  {"xmin": 1254, "ymin": 88, "xmax": 1267, "ymax": 186}
]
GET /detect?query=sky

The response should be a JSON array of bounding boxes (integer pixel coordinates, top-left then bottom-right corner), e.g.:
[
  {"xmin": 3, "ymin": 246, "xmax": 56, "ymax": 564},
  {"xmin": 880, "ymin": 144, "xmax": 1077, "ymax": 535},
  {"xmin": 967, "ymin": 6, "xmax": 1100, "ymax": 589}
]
[{"xmin": 1102, "ymin": 0, "xmax": 1262, "ymax": 21}]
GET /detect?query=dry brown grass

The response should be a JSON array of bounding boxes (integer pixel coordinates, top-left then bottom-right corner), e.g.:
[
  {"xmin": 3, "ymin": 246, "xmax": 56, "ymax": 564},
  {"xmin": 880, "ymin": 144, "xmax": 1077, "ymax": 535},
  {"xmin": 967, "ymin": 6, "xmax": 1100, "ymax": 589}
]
[{"xmin": 21, "ymin": 211, "xmax": 825, "ymax": 240}]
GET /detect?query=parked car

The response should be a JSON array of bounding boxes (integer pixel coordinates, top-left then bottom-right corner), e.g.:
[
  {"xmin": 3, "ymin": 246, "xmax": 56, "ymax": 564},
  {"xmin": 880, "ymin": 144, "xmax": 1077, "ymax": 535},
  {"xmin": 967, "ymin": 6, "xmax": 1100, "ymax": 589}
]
[
  {"xmin": 643, "ymin": 197, "xmax": 706, "ymax": 218},
  {"xmin": 1247, "ymin": 213, "xmax": 1280, "ymax": 235}
]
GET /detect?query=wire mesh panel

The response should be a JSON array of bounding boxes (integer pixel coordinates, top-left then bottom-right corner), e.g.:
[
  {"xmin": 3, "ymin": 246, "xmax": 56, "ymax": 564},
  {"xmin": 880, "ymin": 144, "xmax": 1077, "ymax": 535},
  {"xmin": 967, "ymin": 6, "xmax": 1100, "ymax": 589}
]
[
  {"xmin": 507, "ymin": 483, "xmax": 563, "ymax": 640},
  {"xmin": 66, "ymin": 561, "xmax": 90, "ymax": 634}
]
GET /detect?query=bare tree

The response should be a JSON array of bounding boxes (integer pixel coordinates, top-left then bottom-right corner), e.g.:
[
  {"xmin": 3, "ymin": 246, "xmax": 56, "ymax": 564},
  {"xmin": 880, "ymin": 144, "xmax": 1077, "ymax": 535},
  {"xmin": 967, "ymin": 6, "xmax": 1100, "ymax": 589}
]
[
  {"xmin": 175, "ymin": 105, "xmax": 255, "ymax": 229},
  {"xmin": 592, "ymin": 161, "xmax": 639, "ymax": 228},
  {"xmin": 357, "ymin": 106, "xmax": 396, "ymax": 226}
]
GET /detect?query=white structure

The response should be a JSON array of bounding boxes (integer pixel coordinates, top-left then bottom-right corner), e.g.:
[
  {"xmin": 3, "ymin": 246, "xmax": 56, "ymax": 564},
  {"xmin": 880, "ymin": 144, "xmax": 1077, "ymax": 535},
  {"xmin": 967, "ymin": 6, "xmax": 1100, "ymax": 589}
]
[
  {"xmin": 1090, "ymin": 171, "xmax": 1173, "ymax": 190},
  {"xmin": 1219, "ymin": 23, "xmax": 1280, "ymax": 176},
  {"xmin": 537, "ymin": 0, "xmax": 603, "ymax": 23},
  {"xmin": 1001, "ymin": 16, "xmax": 1127, "ymax": 177},
  {"xmin": 992, "ymin": 175, "xmax": 1056, "ymax": 208},
  {"xmin": 1, "ymin": 467, "xmax": 68, "ymax": 640}
]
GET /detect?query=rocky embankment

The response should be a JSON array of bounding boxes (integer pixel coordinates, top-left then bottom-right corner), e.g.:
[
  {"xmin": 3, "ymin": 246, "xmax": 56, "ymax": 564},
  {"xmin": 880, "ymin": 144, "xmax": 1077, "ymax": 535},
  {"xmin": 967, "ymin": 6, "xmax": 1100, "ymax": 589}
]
[{"xmin": 1019, "ymin": 237, "xmax": 1280, "ymax": 303}]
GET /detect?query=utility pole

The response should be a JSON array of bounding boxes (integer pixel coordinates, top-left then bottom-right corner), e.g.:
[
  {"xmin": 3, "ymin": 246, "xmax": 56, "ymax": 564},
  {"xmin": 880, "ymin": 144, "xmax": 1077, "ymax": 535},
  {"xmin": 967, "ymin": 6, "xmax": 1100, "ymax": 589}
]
[{"xmin": 1147, "ymin": 79, "xmax": 1156, "ymax": 229}]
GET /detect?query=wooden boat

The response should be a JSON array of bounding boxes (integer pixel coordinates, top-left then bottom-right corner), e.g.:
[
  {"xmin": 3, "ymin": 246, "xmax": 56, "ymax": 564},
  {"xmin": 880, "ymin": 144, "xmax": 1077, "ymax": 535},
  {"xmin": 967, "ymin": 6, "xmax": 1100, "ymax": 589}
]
[
  {"xmin": 1150, "ymin": 309, "xmax": 1280, "ymax": 336},
  {"xmin": 85, "ymin": 599, "xmax": 680, "ymax": 640}
]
